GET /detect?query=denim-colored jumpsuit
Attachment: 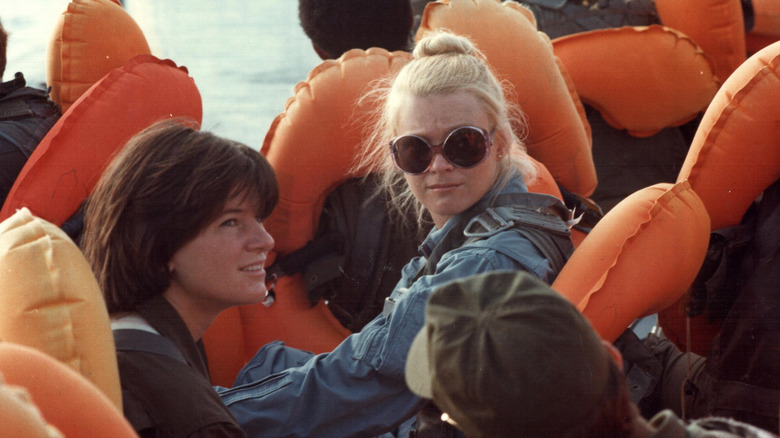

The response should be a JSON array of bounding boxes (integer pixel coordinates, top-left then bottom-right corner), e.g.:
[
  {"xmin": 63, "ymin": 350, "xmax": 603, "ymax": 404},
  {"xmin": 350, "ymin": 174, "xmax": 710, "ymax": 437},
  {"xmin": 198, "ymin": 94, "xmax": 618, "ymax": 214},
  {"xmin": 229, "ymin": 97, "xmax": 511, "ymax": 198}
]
[{"xmin": 219, "ymin": 175, "xmax": 556, "ymax": 437}]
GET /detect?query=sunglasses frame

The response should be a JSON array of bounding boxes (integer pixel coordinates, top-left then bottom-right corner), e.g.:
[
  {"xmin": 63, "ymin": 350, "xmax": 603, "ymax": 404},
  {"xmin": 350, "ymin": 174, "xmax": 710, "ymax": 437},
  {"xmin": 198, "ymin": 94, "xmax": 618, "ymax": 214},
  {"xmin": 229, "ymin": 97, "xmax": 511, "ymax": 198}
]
[{"xmin": 389, "ymin": 125, "xmax": 495, "ymax": 175}]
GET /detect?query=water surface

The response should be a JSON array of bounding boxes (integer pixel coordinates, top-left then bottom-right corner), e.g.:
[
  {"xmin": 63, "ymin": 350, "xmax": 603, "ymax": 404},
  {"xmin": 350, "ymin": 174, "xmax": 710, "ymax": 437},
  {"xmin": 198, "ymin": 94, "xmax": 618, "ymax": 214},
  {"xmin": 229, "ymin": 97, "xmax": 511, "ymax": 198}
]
[{"xmin": 5, "ymin": 1, "xmax": 322, "ymax": 149}]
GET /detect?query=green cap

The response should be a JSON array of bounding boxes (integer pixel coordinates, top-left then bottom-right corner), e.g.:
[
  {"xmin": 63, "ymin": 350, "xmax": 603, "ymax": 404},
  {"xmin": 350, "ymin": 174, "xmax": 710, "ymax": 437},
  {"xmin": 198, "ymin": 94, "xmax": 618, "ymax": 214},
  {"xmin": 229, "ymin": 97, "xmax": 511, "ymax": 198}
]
[{"xmin": 405, "ymin": 271, "xmax": 611, "ymax": 438}]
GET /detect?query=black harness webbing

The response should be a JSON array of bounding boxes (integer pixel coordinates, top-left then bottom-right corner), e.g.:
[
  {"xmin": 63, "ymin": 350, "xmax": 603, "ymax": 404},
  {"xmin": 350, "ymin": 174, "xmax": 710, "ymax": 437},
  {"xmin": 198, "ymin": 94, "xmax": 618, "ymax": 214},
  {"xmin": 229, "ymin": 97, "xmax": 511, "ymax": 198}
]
[
  {"xmin": 416, "ymin": 192, "xmax": 575, "ymax": 281},
  {"xmin": 113, "ymin": 329, "xmax": 187, "ymax": 365}
]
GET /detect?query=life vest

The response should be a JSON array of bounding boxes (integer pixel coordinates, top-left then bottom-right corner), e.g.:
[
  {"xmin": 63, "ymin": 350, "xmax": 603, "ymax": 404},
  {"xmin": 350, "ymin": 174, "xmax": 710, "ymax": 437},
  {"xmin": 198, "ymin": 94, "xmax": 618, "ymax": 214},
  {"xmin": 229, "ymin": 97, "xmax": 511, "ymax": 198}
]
[
  {"xmin": 655, "ymin": 0, "xmax": 747, "ymax": 82},
  {"xmin": 1, "ymin": 0, "xmax": 198, "ymax": 227},
  {"xmin": 0, "ymin": 208, "xmax": 122, "ymax": 410},
  {"xmin": 203, "ymin": 49, "xmax": 408, "ymax": 387},
  {"xmin": 0, "ymin": 55, "xmax": 203, "ymax": 226},
  {"xmin": 553, "ymin": 181, "xmax": 711, "ymax": 343},
  {"xmin": 658, "ymin": 40, "xmax": 780, "ymax": 356},
  {"xmin": 47, "ymin": 0, "xmax": 151, "ymax": 113}
]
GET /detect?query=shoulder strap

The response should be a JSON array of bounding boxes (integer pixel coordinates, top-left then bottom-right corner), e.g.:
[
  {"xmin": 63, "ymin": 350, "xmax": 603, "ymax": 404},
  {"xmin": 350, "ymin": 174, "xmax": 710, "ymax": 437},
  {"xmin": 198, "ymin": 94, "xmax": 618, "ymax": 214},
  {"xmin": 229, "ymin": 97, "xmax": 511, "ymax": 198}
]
[{"xmin": 113, "ymin": 329, "xmax": 187, "ymax": 365}]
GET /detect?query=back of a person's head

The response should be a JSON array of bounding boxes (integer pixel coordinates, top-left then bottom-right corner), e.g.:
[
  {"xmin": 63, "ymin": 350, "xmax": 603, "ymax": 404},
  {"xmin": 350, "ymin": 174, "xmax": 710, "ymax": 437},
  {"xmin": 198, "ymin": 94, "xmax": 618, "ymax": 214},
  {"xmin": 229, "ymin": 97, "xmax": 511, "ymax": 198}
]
[
  {"xmin": 298, "ymin": 0, "xmax": 413, "ymax": 59},
  {"xmin": 81, "ymin": 119, "xmax": 278, "ymax": 313},
  {"xmin": 406, "ymin": 271, "xmax": 634, "ymax": 438},
  {"xmin": 0, "ymin": 19, "xmax": 8, "ymax": 79}
]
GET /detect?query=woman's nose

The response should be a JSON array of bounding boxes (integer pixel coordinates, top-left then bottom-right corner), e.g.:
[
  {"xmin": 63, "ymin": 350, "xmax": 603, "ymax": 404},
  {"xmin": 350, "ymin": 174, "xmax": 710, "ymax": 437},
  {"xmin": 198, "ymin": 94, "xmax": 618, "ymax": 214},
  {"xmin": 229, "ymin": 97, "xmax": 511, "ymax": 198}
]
[
  {"xmin": 428, "ymin": 151, "xmax": 453, "ymax": 172},
  {"xmin": 248, "ymin": 221, "xmax": 274, "ymax": 252}
]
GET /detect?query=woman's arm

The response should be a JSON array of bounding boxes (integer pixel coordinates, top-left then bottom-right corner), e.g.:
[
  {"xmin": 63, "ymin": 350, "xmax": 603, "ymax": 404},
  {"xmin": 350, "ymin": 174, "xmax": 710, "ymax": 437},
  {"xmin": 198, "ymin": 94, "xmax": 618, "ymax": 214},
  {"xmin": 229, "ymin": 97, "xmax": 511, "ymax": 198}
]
[{"xmin": 219, "ymin": 232, "xmax": 544, "ymax": 437}]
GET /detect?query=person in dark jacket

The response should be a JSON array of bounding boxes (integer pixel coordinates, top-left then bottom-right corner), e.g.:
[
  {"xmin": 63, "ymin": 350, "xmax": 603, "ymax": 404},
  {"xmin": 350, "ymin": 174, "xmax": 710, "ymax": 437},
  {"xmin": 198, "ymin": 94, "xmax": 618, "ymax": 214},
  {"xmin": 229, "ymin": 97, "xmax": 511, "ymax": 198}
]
[
  {"xmin": 80, "ymin": 119, "xmax": 279, "ymax": 438},
  {"xmin": 0, "ymin": 18, "xmax": 60, "ymax": 209}
]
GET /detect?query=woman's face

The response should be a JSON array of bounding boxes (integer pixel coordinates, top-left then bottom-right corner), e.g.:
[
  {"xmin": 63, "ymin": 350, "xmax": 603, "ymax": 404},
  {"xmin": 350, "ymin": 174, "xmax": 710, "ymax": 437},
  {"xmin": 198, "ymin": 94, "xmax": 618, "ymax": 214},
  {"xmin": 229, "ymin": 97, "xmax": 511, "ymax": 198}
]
[
  {"xmin": 165, "ymin": 194, "xmax": 274, "ymax": 315},
  {"xmin": 396, "ymin": 91, "xmax": 502, "ymax": 228}
]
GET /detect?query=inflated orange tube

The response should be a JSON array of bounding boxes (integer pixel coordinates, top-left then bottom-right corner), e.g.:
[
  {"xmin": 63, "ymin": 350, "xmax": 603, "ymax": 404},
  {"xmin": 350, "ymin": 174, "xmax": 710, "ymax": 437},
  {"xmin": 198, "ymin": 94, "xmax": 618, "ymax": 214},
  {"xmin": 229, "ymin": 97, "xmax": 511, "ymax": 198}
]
[
  {"xmin": 746, "ymin": 0, "xmax": 780, "ymax": 54},
  {"xmin": 656, "ymin": 0, "xmax": 746, "ymax": 82},
  {"xmin": 0, "ymin": 371, "xmax": 63, "ymax": 438},
  {"xmin": 553, "ymin": 181, "xmax": 710, "ymax": 342},
  {"xmin": 0, "ymin": 55, "xmax": 203, "ymax": 226},
  {"xmin": 677, "ymin": 41, "xmax": 780, "ymax": 232},
  {"xmin": 658, "ymin": 41, "xmax": 780, "ymax": 356},
  {"xmin": 553, "ymin": 25, "xmax": 720, "ymax": 138},
  {"xmin": 0, "ymin": 343, "xmax": 138, "ymax": 438},
  {"xmin": 0, "ymin": 208, "xmax": 122, "ymax": 410},
  {"xmin": 47, "ymin": 0, "xmax": 151, "ymax": 113},
  {"xmin": 416, "ymin": 0, "xmax": 596, "ymax": 197}
]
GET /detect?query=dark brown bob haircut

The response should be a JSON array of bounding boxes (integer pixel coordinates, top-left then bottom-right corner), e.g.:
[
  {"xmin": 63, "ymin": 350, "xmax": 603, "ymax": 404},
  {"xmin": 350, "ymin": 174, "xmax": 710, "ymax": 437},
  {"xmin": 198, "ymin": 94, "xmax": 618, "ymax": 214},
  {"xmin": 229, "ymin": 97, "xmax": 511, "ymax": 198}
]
[{"xmin": 81, "ymin": 119, "xmax": 279, "ymax": 313}]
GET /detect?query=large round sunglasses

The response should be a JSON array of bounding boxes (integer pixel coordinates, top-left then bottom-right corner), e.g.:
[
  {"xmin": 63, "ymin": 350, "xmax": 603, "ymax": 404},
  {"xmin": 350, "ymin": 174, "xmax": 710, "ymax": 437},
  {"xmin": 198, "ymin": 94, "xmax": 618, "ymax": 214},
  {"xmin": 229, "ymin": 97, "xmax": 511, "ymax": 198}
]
[{"xmin": 389, "ymin": 126, "xmax": 495, "ymax": 175}]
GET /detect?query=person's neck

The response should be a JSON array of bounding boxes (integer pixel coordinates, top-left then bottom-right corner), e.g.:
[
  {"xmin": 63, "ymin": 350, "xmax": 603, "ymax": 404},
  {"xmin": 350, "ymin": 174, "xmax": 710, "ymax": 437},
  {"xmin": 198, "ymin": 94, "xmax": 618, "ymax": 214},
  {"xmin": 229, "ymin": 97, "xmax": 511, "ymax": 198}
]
[{"xmin": 161, "ymin": 289, "xmax": 218, "ymax": 341}]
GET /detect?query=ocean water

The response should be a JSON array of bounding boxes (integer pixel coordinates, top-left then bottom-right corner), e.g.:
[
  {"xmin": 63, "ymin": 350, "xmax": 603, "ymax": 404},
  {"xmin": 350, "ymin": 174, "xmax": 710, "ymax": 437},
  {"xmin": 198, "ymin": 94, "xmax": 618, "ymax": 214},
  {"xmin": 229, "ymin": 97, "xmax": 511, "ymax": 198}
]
[{"xmin": 4, "ymin": 0, "xmax": 322, "ymax": 149}]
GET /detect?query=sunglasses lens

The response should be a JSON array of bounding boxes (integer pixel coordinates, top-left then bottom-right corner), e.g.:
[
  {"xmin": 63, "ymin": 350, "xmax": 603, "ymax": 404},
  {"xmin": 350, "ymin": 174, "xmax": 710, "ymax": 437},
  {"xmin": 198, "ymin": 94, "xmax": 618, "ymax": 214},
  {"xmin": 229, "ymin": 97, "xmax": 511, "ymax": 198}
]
[
  {"xmin": 443, "ymin": 127, "xmax": 488, "ymax": 168},
  {"xmin": 391, "ymin": 127, "xmax": 490, "ymax": 174},
  {"xmin": 393, "ymin": 136, "xmax": 434, "ymax": 174}
]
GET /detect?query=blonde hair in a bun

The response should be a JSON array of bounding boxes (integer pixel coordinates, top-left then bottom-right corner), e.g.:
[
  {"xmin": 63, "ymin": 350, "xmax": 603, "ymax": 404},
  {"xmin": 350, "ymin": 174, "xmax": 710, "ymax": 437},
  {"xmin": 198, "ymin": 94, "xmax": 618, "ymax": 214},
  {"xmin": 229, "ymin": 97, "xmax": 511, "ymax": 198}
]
[{"xmin": 356, "ymin": 30, "xmax": 535, "ymax": 226}]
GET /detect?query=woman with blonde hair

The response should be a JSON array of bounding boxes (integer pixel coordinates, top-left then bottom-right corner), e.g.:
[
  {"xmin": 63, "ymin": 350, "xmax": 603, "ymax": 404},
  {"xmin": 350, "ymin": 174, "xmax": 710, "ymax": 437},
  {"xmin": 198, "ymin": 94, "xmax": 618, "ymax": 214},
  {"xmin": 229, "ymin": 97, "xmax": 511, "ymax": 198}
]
[{"xmin": 220, "ymin": 31, "xmax": 574, "ymax": 437}]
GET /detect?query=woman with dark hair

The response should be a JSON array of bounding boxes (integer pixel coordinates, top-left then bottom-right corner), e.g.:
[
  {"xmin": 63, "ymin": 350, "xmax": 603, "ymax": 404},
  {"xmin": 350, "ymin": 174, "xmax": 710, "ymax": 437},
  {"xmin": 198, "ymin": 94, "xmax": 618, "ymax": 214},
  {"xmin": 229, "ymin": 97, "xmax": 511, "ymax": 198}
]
[{"xmin": 81, "ymin": 119, "xmax": 278, "ymax": 437}]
